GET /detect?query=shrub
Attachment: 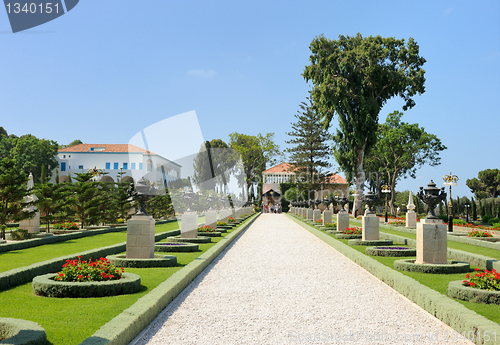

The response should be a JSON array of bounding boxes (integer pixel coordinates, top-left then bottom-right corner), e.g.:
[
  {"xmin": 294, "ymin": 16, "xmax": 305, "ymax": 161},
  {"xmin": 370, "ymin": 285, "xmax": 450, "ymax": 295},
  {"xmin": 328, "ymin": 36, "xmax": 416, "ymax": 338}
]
[
  {"xmin": 493, "ymin": 222, "xmax": 500, "ymax": 229},
  {"xmin": 227, "ymin": 217, "xmax": 235, "ymax": 223},
  {"xmin": 437, "ymin": 215, "xmax": 448, "ymax": 223},
  {"xmin": 463, "ymin": 268, "xmax": 500, "ymax": 291},
  {"xmin": 488, "ymin": 217, "xmax": 500, "ymax": 226},
  {"xmin": 53, "ymin": 221, "xmax": 79, "ymax": 230},
  {"xmin": 254, "ymin": 206, "xmax": 261, "ymax": 212},
  {"xmin": 10, "ymin": 229, "xmax": 34, "ymax": 240},
  {"xmin": 56, "ymin": 256, "xmax": 124, "ymax": 282},
  {"xmin": 482, "ymin": 215, "xmax": 492, "ymax": 224},
  {"xmin": 453, "ymin": 219, "xmax": 467, "ymax": 225}
]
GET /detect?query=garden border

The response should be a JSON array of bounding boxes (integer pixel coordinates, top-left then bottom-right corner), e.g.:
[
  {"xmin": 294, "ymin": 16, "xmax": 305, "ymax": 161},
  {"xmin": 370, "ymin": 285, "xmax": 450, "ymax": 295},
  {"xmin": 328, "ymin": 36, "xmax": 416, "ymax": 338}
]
[
  {"xmin": 79, "ymin": 213, "xmax": 259, "ymax": 345},
  {"xmin": 287, "ymin": 214, "xmax": 500, "ymax": 344},
  {"xmin": 448, "ymin": 280, "xmax": 500, "ymax": 305},
  {"xmin": 0, "ymin": 317, "xmax": 46, "ymax": 345}
]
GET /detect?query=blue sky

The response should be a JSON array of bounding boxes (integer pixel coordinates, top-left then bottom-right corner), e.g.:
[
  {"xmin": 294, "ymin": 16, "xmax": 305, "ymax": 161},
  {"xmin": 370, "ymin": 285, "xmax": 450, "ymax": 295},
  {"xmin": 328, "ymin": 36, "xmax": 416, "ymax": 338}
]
[{"xmin": 1, "ymin": 0, "xmax": 499, "ymax": 199}]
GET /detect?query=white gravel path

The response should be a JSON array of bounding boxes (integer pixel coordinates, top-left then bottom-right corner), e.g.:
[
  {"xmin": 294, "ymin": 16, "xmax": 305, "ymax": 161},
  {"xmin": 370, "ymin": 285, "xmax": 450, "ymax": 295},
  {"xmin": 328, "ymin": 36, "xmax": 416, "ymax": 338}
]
[{"xmin": 130, "ymin": 214, "xmax": 474, "ymax": 345}]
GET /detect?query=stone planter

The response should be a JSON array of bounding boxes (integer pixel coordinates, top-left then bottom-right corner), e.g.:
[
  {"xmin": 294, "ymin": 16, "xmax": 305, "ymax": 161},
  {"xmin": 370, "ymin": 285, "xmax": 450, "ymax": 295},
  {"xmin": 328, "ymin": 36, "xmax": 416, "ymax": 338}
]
[
  {"xmin": 447, "ymin": 280, "xmax": 500, "ymax": 304},
  {"xmin": 154, "ymin": 242, "xmax": 199, "ymax": 252},
  {"xmin": 107, "ymin": 254, "xmax": 177, "ymax": 268},
  {"xmin": 365, "ymin": 246, "xmax": 416, "ymax": 257},
  {"xmin": 394, "ymin": 259, "xmax": 470, "ymax": 274},
  {"xmin": 0, "ymin": 317, "xmax": 46, "ymax": 345},
  {"xmin": 32, "ymin": 272, "xmax": 141, "ymax": 298}
]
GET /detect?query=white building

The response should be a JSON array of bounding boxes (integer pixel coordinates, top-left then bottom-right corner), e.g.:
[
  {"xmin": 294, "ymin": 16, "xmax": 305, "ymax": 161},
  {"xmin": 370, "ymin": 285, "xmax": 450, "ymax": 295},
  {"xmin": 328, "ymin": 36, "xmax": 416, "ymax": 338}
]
[{"xmin": 53, "ymin": 144, "xmax": 181, "ymax": 185}]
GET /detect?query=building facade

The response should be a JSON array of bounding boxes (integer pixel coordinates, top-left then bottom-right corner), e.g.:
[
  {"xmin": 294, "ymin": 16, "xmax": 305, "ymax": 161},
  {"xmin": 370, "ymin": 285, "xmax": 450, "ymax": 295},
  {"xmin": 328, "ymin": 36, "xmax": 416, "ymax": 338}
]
[{"xmin": 53, "ymin": 144, "xmax": 181, "ymax": 185}]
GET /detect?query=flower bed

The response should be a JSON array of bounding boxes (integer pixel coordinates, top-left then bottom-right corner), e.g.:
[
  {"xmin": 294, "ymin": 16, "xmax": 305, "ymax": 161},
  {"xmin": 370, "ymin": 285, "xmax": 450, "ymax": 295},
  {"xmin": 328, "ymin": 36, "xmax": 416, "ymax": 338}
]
[
  {"xmin": 462, "ymin": 268, "xmax": 500, "ymax": 291},
  {"xmin": 324, "ymin": 222, "xmax": 336, "ymax": 229},
  {"xmin": 198, "ymin": 225, "xmax": 216, "ymax": 233},
  {"xmin": 196, "ymin": 232, "xmax": 221, "ymax": 237},
  {"xmin": 365, "ymin": 246, "xmax": 416, "ymax": 257},
  {"xmin": 216, "ymin": 221, "xmax": 227, "ymax": 227},
  {"xmin": 154, "ymin": 242, "xmax": 199, "ymax": 252},
  {"xmin": 52, "ymin": 221, "xmax": 79, "ymax": 230},
  {"xmin": 468, "ymin": 230, "xmax": 493, "ymax": 237},
  {"xmin": 342, "ymin": 227, "xmax": 361, "ymax": 235},
  {"xmin": 32, "ymin": 272, "xmax": 141, "ymax": 298},
  {"xmin": 56, "ymin": 257, "xmax": 123, "ymax": 282},
  {"xmin": 448, "ymin": 280, "xmax": 500, "ymax": 305},
  {"xmin": 227, "ymin": 217, "xmax": 236, "ymax": 223}
]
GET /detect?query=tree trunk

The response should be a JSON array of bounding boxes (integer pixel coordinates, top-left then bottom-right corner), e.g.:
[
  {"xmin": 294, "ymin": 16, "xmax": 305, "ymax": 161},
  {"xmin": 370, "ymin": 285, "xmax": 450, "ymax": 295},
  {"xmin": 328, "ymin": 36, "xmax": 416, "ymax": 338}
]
[{"xmin": 354, "ymin": 146, "xmax": 366, "ymax": 216}]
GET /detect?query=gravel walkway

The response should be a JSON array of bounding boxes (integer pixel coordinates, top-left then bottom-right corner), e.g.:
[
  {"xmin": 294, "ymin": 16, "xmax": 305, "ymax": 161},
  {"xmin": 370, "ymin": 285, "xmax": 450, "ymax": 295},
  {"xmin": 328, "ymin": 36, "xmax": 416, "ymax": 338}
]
[{"xmin": 131, "ymin": 214, "xmax": 473, "ymax": 345}]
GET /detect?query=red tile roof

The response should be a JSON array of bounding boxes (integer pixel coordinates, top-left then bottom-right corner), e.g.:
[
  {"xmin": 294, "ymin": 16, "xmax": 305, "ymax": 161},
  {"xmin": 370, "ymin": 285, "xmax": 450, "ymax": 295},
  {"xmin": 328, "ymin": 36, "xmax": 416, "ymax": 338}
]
[
  {"xmin": 58, "ymin": 144, "xmax": 157, "ymax": 155},
  {"xmin": 263, "ymin": 163, "xmax": 347, "ymax": 184}
]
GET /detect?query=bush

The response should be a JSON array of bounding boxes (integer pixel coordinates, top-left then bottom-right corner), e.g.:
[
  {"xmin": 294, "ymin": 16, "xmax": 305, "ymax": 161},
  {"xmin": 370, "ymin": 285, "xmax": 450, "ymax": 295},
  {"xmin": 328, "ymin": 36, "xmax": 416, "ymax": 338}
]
[
  {"xmin": 254, "ymin": 206, "xmax": 261, "ymax": 212},
  {"xmin": 493, "ymin": 223, "xmax": 500, "ymax": 229},
  {"xmin": 56, "ymin": 256, "xmax": 124, "ymax": 282},
  {"xmin": 488, "ymin": 217, "xmax": 500, "ymax": 226},
  {"xmin": 482, "ymin": 215, "xmax": 492, "ymax": 224},
  {"xmin": 468, "ymin": 230, "xmax": 492, "ymax": 238},
  {"xmin": 453, "ymin": 219, "xmax": 467, "ymax": 225},
  {"xmin": 437, "ymin": 215, "xmax": 448, "ymax": 223},
  {"xmin": 53, "ymin": 221, "xmax": 79, "ymax": 230},
  {"xmin": 10, "ymin": 229, "xmax": 34, "ymax": 240},
  {"xmin": 216, "ymin": 221, "xmax": 227, "ymax": 226}
]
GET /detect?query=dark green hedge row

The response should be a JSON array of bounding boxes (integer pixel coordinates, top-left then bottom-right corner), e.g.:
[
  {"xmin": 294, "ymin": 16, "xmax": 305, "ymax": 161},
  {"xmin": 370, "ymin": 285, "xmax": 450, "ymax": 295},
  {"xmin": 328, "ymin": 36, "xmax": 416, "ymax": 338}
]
[
  {"xmin": 0, "ymin": 317, "xmax": 46, "ymax": 345},
  {"xmin": 106, "ymin": 255, "xmax": 177, "ymax": 268},
  {"xmin": 154, "ymin": 242, "xmax": 199, "ymax": 252},
  {"xmin": 166, "ymin": 236, "xmax": 211, "ymax": 243},
  {"xmin": 365, "ymin": 247, "xmax": 416, "ymax": 257},
  {"xmin": 0, "ymin": 229, "xmax": 180, "ymax": 292},
  {"xmin": 394, "ymin": 259, "xmax": 470, "ymax": 274},
  {"xmin": 448, "ymin": 280, "xmax": 500, "ymax": 305},
  {"xmin": 32, "ymin": 273, "xmax": 141, "ymax": 298},
  {"xmin": 347, "ymin": 239, "xmax": 393, "ymax": 246},
  {"xmin": 196, "ymin": 232, "xmax": 221, "ymax": 237}
]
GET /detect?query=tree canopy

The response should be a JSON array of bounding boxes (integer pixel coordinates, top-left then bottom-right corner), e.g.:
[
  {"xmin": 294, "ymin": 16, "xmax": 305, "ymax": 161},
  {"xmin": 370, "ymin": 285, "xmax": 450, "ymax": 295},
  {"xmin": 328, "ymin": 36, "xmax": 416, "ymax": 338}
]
[
  {"xmin": 364, "ymin": 111, "xmax": 446, "ymax": 214},
  {"xmin": 466, "ymin": 169, "xmax": 500, "ymax": 199},
  {"xmin": 303, "ymin": 33, "xmax": 426, "ymax": 210},
  {"xmin": 285, "ymin": 96, "xmax": 332, "ymax": 194}
]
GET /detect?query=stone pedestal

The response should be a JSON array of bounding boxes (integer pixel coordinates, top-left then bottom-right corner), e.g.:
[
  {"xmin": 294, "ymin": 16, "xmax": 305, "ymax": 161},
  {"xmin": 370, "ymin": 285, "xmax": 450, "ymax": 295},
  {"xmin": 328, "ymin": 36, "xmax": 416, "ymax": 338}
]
[
  {"xmin": 19, "ymin": 211, "xmax": 40, "ymax": 233},
  {"xmin": 406, "ymin": 210, "xmax": 417, "ymax": 228},
  {"xmin": 362, "ymin": 214, "xmax": 379, "ymax": 241},
  {"xmin": 323, "ymin": 210, "xmax": 333, "ymax": 225},
  {"xmin": 416, "ymin": 218, "xmax": 447, "ymax": 264},
  {"xmin": 337, "ymin": 212, "xmax": 349, "ymax": 232},
  {"xmin": 313, "ymin": 209, "xmax": 321, "ymax": 222},
  {"xmin": 205, "ymin": 209, "xmax": 217, "ymax": 229},
  {"xmin": 181, "ymin": 211, "xmax": 198, "ymax": 238},
  {"xmin": 126, "ymin": 215, "xmax": 155, "ymax": 258},
  {"xmin": 307, "ymin": 209, "xmax": 313, "ymax": 220}
]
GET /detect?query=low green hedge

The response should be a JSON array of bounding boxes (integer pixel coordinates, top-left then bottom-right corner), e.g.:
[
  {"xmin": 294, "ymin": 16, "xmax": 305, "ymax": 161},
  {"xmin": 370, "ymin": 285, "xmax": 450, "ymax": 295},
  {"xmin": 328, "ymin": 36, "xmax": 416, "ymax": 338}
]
[
  {"xmin": 394, "ymin": 259, "xmax": 470, "ymax": 274},
  {"xmin": 196, "ymin": 232, "xmax": 222, "ymax": 237},
  {"xmin": 166, "ymin": 236, "xmax": 211, "ymax": 243},
  {"xmin": 0, "ymin": 317, "xmax": 46, "ymax": 345},
  {"xmin": 365, "ymin": 247, "xmax": 416, "ymax": 257},
  {"xmin": 106, "ymin": 255, "xmax": 177, "ymax": 268},
  {"xmin": 154, "ymin": 243, "xmax": 199, "ymax": 252},
  {"xmin": 448, "ymin": 280, "xmax": 500, "ymax": 305},
  {"xmin": 347, "ymin": 239, "xmax": 393, "ymax": 246},
  {"xmin": 32, "ymin": 272, "xmax": 141, "ymax": 298}
]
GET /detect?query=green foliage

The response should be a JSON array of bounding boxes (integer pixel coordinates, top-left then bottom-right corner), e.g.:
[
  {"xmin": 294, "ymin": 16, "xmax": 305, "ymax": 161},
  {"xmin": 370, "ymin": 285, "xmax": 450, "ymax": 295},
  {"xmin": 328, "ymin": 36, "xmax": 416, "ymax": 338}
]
[
  {"xmin": 472, "ymin": 197, "xmax": 477, "ymax": 221},
  {"xmin": 437, "ymin": 215, "xmax": 448, "ymax": 223},
  {"xmin": 463, "ymin": 268, "xmax": 500, "ymax": 291},
  {"xmin": 52, "ymin": 221, "xmax": 79, "ymax": 230},
  {"xmin": 67, "ymin": 139, "xmax": 83, "ymax": 147},
  {"xmin": 0, "ymin": 127, "xmax": 7, "ymax": 140},
  {"xmin": 466, "ymin": 169, "xmax": 500, "ymax": 199},
  {"xmin": 303, "ymin": 33, "xmax": 426, "ymax": 201},
  {"xmin": 56, "ymin": 257, "xmax": 123, "ymax": 282},
  {"xmin": 0, "ymin": 158, "xmax": 33, "ymax": 239},
  {"xmin": 66, "ymin": 172, "xmax": 103, "ymax": 228},
  {"xmin": 146, "ymin": 193, "xmax": 173, "ymax": 219},
  {"xmin": 35, "ymin": 182, "xmax": 69, "ymax": 232},
  {"xmin": 364, "ymin": 111, "xmax": 446, "ymax": 215},
  {"xmin": 488, "ymin": 218, "xmax": 500, "ymax": 226},
  {"xmin": 10, "ymin": 229, "xmax": 34, "ymax": 240},
  {"xmin": 285, "ymin": 96, "xmax": 332, "ymax": 192},
  {"xmin": 453, "ymin": 219, "xmax": 467, "ymax": 225}
]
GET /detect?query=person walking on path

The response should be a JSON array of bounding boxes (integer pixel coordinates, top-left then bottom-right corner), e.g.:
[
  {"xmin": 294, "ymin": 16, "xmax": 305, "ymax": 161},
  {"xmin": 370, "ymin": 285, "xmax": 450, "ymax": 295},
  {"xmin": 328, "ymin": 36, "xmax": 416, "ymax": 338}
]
[{"xmin": 132, "ymin": 214, "xmax": 473, "ymax": 345}]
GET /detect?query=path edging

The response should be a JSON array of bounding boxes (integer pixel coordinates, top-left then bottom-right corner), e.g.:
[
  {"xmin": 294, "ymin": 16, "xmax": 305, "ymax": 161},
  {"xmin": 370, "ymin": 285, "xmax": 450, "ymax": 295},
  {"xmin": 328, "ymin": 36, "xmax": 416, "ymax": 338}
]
[
  {"xmin": 79, "ymin": 214, "xmax": 259, "ymax": 345},
  {"xmin": 288, "ymin": 214, "xmax": 500, "ymax": 345}
]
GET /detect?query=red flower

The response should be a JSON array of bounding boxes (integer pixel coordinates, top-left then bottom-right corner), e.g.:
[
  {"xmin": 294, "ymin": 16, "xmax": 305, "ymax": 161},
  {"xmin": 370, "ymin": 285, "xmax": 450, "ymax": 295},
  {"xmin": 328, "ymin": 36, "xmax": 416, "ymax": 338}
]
[{"xmin": 78, "ymin": 275, "xmax": 83, "ymax": 279}]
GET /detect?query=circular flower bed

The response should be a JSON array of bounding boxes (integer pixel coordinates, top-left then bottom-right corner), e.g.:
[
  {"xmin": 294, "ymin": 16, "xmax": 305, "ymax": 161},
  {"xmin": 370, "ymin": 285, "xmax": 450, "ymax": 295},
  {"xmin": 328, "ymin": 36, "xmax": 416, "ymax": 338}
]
[
  {"xmin": 394, "ymin": 259, "xmax": 470, "ymax": 274},
  {"xmin": 32, "ymin": 272, "xmax": 141, "ymax": 298},
  {"xmin": 448, "ymin": 269, "xmax": 500, "ymax": 304},
  {"xmin": 0, "ymin": 317, "xmax": 46, "ymax": 344},
  {"xmin": 154, "ymin": 242, "xmax": 199, "ymax": 252},
  {"xmin": 365, "ymin": 246, "xmax": 416, "ymax": 257}
]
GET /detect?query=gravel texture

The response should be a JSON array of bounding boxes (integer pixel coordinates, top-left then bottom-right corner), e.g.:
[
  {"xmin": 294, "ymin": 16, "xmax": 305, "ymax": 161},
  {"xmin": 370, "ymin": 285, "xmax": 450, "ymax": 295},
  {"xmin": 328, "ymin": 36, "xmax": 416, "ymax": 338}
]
[{"xmin": 130, "ymin": 214, "xmax": 473, "ymax": 345}]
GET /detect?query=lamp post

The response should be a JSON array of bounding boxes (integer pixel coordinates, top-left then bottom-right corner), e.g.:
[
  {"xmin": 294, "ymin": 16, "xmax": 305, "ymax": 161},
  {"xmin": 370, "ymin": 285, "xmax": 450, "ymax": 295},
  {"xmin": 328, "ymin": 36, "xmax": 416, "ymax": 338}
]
[
  {"xmin": 381, "ymin": 183, "xmax": 391, "ymax": 223},
  {"xmin": 443, "ymin": 171, "xmax": 459, "ymax": 232},
  {"xmin": 464, "ymin": 201, "xmax": 471, "ymax": 224}
]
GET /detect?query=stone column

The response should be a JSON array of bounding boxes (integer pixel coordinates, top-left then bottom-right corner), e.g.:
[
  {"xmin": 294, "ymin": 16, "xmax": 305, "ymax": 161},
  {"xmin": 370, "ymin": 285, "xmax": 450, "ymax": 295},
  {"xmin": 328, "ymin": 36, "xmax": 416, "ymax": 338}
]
[
  {"xmin": 181, "ymin": 211, "xmax": 198, "ymax": 238},
  {"xmin": 126, "ymin": 215, "xmax": 155, "ymax": 258},
  {"xmin": 362, "ymin": 213, "xmax": 380, "ymax": 241},
  {"xmin": 416, "ymin": 218, "xmax": 447, "ymax": 264},
  {"xmin": 406, "ymin": 191, "xmax": 417, "ymax": 228}
]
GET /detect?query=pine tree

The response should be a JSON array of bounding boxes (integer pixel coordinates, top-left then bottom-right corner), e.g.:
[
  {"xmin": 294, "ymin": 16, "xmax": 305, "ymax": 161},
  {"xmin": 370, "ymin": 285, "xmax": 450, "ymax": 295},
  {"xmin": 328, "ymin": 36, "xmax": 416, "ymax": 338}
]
[
  {"xmin": 66, "ymin": 172, "xmax": 103, "ymax": 228},
  {"xmin": 35, "ymin": 183, "xmax": 69, "ymax": 232},
  {"xmin": 285, "ymin": 96, "xmax": 331, "ymax": 196},
  {"xmin": 55, "ymin": 168, "xmax": 59, "ymax": 184},
  {"xmin": 67, "ymin": 173, "xmax": 72, "ymax": 184},
  {"xmin": 0, "ymin": 158, "xmax": 33, "ymax": 239},
  {"xmin": 471, "ymin": 197, "xmax": 477, "ymax": 221},
  {"xmin": 40, "ymin": 165, "xmax": 46, "ymax": 184},
  {"xmin": 456, "ymin": 196, "xmax": 460, "ymax": 216}
]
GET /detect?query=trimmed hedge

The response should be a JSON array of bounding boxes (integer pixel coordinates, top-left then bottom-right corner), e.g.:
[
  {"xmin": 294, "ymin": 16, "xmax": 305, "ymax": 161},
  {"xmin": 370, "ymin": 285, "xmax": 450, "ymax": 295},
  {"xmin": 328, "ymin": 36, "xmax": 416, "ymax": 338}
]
[
  {"xmin": 106, "ymin": 255, "xmax": 177, "ymax": 268},
  {"xmin": 32, "ymin": 272, "xmax": 141, "ymax": 298},
  {"xmin": 365, "ymin": 247, "xmax": 416, "ymax": 257},
  {"xmin": 166, "ymin": 236, "xmax": 211, "ymax": 243},
  {"xmin": 448, "ymin": 280, "xmax": 500, "ymax": 305},
  {"xmin": 335, "ymin": 234, "xmax": 361, "ymax": 239},
  {"xmin": 0, "ymin": 229, "xmax": 180, "ymax": 292},
  {"xmin": 196, "ymin": 232, "xmax": 222, "ymax": 237},
  {"xmin": 288, "ymin": 214, "xmax": 500, "ymax": 344},
  {"xmin": 347, "ymin": 239, "xmax": 393, "ymax": 246},
  {"xmin": 394, "ymin": 259, "xmax": 470, "ymax": 274},
  {"xmin": 154, "ymin": 242, "xmax": 199, "ymax": 253},
  {"xmin": 0, "ymin": 317, "xmax": 46, "ymax": 345}
]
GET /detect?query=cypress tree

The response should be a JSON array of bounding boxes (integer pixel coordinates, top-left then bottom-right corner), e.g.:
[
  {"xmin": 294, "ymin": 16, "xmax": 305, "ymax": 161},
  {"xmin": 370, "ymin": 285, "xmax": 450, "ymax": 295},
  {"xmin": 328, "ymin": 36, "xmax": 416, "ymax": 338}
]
[
  {"xmin": 456, "ymin": 196, "xmax": 460, "ymax": 216},
  {"xmin": 438, "ymin": 201, "xmax": 444, "ymax": 216},
  {"xmin": 471, "ymin": 197, "xmax": 477, "ymax": 221},
  {"xmin": 55, "ymin": 168, "xmax": 59, "ymax": 184},
  {"xmin": 40, "ymin": 165, "xmax": 46, "ymax": 184}
]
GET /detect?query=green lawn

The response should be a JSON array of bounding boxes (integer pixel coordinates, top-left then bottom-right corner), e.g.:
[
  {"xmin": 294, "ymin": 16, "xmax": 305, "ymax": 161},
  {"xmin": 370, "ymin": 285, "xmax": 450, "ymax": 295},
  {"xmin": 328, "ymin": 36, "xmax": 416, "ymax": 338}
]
[{"xmin": 0, "ymin": 217, "xmax": 248, "ymax": 345}]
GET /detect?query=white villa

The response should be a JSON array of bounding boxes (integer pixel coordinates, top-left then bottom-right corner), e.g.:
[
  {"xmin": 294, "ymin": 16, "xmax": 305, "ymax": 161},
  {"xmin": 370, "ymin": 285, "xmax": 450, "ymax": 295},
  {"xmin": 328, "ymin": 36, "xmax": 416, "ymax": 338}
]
[
  {"xmin": 52, "ymin": 144, "xmax": 181, "ymax": 185},
  {"xmin": 261, "ymin": 163, "xmax": 349, "ymax": 206}
]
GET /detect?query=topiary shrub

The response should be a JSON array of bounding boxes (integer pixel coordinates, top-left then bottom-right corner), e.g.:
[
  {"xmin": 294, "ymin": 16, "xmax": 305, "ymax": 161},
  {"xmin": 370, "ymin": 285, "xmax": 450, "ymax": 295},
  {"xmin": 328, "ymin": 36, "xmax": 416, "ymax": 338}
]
[{"xmin": 488, "ymin": 217, "xmax": 499, "ymax": 226}]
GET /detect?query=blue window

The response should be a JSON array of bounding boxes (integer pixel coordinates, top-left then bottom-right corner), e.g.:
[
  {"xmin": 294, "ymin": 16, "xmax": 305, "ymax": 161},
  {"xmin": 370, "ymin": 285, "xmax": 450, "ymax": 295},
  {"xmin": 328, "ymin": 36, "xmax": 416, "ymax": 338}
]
[
  {"xmin": 78, "ymin": 165, "xmax": 84, "ymax": 170},
  {"xmin": 131, "ymin": 162, "xmax": 136, "ymax": 170},
  {"xmin": 123, "ymin": 163, "xmax": 128, "ymax": 170},
  {"xmin": 61, "ymin": 162, "xmax": 66, "ymax": 172},
  {"xmin": 113, "ymin": 162, "xmax": 119, "ymax": 170},
  {"xmin": 139, "ymin": 163, "xmax": 143, "ymax": 170},
  {"xmin": 105, "ymin": 162, "xmax": 110, "ymax": 169}
]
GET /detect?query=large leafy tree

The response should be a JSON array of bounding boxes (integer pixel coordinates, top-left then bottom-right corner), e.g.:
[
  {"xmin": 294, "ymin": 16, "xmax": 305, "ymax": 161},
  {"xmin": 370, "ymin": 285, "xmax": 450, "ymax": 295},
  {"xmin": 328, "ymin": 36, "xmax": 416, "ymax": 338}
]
[
  {"xmin": 0, "ymin": 158, "xmax": 33, "ymax": 239},
  {"xmin": 466, "ymin": 169, "xmax": 500, "ymax": 199},
  {"xmin": 229, "ymin": 132, "xmax": 283, "ymax": 198},
  {"xmin": 364, "ymin": 111, "xmax": 446, "ymax": 214},
  {"xmin": 5, "ymin": 134, "xmax": 59, "ymax": 183},
  {"xmin": 303, "ymin": 33, "xmax": 426, "ymax": 212},
  {"xmin": 285, "ymin": 96, "xmax": 331, "ymax": 195}
]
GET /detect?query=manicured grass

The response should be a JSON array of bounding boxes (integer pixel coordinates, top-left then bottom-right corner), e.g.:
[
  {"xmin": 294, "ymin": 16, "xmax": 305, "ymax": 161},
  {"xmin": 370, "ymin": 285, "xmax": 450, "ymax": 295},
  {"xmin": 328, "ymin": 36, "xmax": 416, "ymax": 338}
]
[
  {"xmin": 0, "ymin": 221, "xmax": 242, "ymax": 345},
  {"xmin": 333, "ymin": 236, "xmax": 500, "ymax": 325},
  {"xmin": 0, "ymin": 221, "xmax": 181, "ymax": 273}
]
